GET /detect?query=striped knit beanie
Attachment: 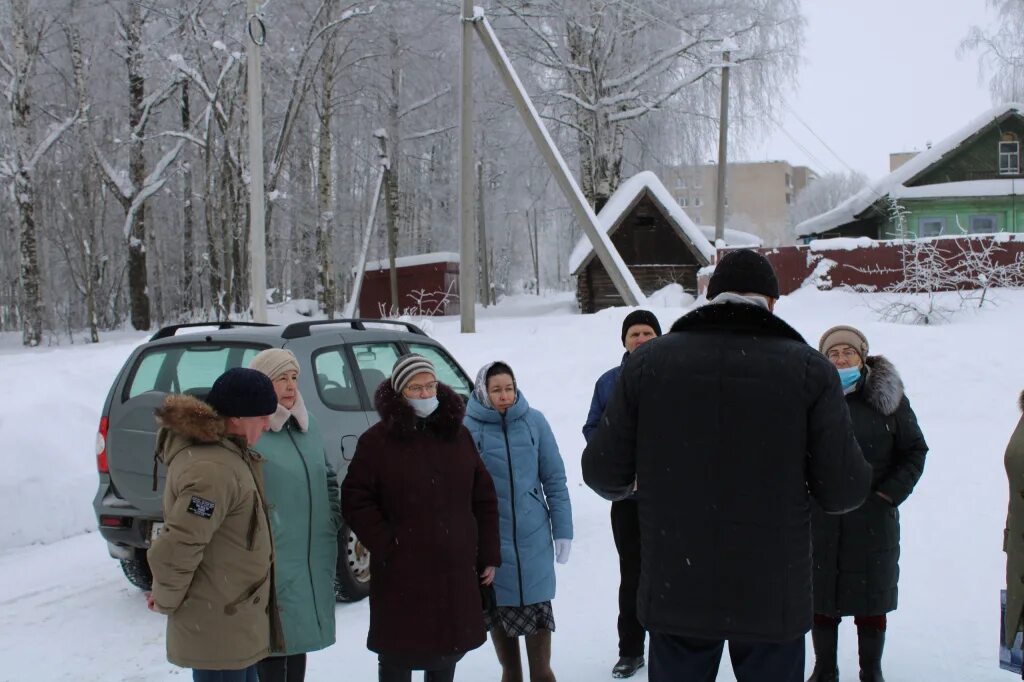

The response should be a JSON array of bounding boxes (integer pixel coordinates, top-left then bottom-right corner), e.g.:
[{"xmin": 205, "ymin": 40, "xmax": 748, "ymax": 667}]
[{"xmin": 391, "ymin": 354, "xmax": 436, "ymax": 394}]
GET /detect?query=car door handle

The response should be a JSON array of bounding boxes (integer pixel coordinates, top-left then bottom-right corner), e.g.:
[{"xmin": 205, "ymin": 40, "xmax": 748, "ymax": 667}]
[{"xmin": 341, "ymin": 434, "xmax": 359, "ymax": 462}]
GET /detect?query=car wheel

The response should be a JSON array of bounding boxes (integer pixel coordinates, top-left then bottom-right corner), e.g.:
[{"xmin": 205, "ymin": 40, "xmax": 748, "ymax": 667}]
[
  {"xmin": 120, "ymin": 551, "xmax": 153, "ymax": 591},
  {"xmin": 335, "ymin": 522, "xmax": 371, "ymax": 602}
]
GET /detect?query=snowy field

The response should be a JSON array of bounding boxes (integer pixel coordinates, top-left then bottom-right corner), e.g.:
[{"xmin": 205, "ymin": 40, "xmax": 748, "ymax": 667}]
[{"xmin": 1, "ymin": 287, "xmax": 1022, "ymax": 681}]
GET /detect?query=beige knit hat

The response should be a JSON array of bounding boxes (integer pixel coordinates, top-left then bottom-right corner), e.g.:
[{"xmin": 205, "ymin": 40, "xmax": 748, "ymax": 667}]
[
  {"xmin": 818, "ymin": 325, "xmax": 869, "ymax": 358},
  {"xmin": 249, "ymin": 348, "xmax": 301, "ymax": 380}
]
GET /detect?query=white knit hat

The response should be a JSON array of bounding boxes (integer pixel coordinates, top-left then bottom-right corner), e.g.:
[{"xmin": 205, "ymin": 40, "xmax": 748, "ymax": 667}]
[
  {"xmin": 391, "ymin": 354, "xmax": 436, "ymax": 394},
  {"xmin": 248, "ymin": 348, "xmax": 301, "ymax": 381}
]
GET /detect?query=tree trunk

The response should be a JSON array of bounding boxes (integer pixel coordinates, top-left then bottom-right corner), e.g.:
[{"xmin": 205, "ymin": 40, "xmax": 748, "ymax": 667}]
[
  {"xmin": 180, "ymin": 80, "xmax": 195, "ymax": 316},
  {"xmin": 126, "ymin": 0, "xmax": 150, "ymax": 330},
  {"xmin": 10, "ymin": 0, "xmax": 43, "ymax": 346},
  {"xmin": 316, "ymin": 14, "xmax": 337, "ymax": 319}
]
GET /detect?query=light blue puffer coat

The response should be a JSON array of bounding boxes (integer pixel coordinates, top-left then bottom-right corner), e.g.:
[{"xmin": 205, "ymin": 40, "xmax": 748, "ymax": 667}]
[{"xmin": 464, "ymin": 380, "xmax": 573, "ymax": 608}]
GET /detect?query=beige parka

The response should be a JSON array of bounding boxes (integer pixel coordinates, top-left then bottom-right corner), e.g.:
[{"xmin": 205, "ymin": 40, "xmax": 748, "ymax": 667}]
[{"xmin": 1004, "ymin": 391, "xmax": 1024, "ymax": 646}]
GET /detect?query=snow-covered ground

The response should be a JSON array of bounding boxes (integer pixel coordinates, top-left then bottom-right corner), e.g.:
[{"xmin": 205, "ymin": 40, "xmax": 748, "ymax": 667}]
[{"xmin": 1, "ymin": 288, "xmax": 1022, "ymax": 681}]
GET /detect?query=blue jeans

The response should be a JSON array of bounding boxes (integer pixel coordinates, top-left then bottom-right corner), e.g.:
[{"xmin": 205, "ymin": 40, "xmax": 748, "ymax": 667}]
[
  {"xmin": 192, "ymin": 665, "xmax": 258, "ymax": 682},
  {"xmin": 649, "ymin": 632, "xmax": 804, "ymax": 682}
]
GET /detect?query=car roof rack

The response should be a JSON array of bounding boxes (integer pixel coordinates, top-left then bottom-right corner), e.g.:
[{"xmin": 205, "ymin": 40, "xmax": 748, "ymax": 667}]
[
  {"xmin": 281, "ymin": 318, "xmax": 427, "ymax": 339},
  {"xmin": 150, "ymin": 321, "xmax": 279, "ymax": 341}
]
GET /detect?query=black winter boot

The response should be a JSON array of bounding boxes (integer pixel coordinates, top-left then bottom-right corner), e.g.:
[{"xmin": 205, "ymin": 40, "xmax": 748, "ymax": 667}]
[
  {"xmin": 807, "ymin": 622, "xmax": 839, "ymax": 682},
  {"xmin": 378, "ymin": 662, "xmax": 412, "ymax": 682},
  {"xmin": 424, "ymin": 665, "xmax": 457, "ymax": 682},
  {"xmin": 857, "ymin": 627, "xmax": 885, "ymax": 682}
]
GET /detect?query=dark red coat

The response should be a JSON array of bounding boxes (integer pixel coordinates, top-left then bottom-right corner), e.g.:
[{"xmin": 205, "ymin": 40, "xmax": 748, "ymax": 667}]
[{"xmin": 341, "ymin": 382, "xmax": 501, "ymax": 657}]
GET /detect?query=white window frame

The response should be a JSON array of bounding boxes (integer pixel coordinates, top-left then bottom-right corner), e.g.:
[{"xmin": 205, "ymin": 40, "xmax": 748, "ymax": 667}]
[
  {"xmin": 969, "ymin": 214, "xmax": 999, "ymax": 234},
  {"xmin": 1000, "ymin": 140, "xmax": 1020, "ymax": 175},
  {"xmin": 918, "ymin": 216, "xmax": 946, "ymax": 238}
]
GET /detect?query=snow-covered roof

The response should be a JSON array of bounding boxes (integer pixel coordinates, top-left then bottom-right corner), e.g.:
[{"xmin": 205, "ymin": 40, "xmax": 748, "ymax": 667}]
[
  {"xmin": 358, "ymin": 251, "xmax": 459, "ymax": 274},
  {"xmin": 697, "ymin": 224, "xmax": 763, "ymax": 247},
  {"xmin": 892, "ymin": 178, "xmax": 1023, "ymax": 199},
  {"xmin": 569, "ymin": 171, "xmax": 716, "ymax": 275},
  {"xmin": 795, "ymin": 102, "xmax": 1024, "ymax": 237}
]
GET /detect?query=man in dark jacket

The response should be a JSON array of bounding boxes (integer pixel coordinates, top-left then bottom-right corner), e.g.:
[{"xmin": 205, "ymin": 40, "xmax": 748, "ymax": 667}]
[
  {"xmin": 582, "ymin": 249, "xmax": 872, "ymax": 682},
  {"xmin": 583, "ymin": 309, "xmax": 661, "ymax": 679}
]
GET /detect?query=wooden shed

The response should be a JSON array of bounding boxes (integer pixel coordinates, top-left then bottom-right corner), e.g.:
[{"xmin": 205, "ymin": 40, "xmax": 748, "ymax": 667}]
[
  {"xmin": 356, "ymin": 252, "xmax": 460, "ymax": 318},
  {"xmin": 569, "ymin": 172, "xmax": 715, "ymax": 313}
]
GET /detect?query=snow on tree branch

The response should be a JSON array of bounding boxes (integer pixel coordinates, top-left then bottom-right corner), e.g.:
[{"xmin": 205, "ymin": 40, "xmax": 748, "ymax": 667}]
[{"xmin": 26, "ymin": 110, "xmax": 82, "ymax": 173}]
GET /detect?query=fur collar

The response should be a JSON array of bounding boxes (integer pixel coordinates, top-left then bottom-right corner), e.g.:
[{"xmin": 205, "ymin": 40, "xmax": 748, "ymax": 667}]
[
  {"xmin": 669, "ymin": 301, "xmax": 806, "ymax": 344},
  {"xmin": 155, "ymin": 394, "xmax": 225, "ymax": 443},
  {"xmin": 268, "ymin": 390, "xmax": 309, "ymax": 432},
  {"xmin": 1019, "ymin": 390, "xmax": 1024, "ymax": 413},
  {"xmin": 859, "ymin": 355, "xmax": 905, "ymax": 416},
  {"xmin": 374, "ymin": 380, "xmax": 465, "ymax": 440}
]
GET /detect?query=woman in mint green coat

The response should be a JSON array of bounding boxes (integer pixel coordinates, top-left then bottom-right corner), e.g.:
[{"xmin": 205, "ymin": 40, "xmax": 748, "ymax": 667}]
[{"xmin": 250, "ymin": 349, "xmax": 341, "ymax": 682}]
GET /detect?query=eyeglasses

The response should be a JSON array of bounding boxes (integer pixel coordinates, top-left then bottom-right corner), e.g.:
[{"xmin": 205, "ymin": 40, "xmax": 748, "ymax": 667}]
[
  {"xmin": 826, "ymin": 349, "xmax": 860, "ymax": 361},
  {"xmin": 403, "ymin": 381, "xmax": 439, "ymax": 395}
]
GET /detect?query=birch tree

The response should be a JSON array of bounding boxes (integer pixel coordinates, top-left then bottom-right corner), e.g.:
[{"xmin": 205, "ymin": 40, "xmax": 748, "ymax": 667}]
[
  {"xmin": 0, "ymin": 0, "xmax": 81, "ymax": 345},
  {"xmin": 961, "ymin": 0, "xmax": 1024, "ymax": 101}
]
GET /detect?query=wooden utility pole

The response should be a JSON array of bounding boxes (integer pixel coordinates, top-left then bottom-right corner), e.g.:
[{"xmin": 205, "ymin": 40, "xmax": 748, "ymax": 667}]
[
  {"xmin": 714, "ymin": 48, "xmax": 731, "ymax": 244},
  {"xmin": 459, "ymin": 0, "xmax": 478, "ymax": 331},
  {"xmin": 246, "ymin": 0, "xmax": 267, "ymax": 322},
  {"xmin": 379, "ymin": 132, "xmax": 399, "ymax": 314},
  {"xmin": 476, "ymin": 160, "xmax": 491, "ymax": 307}
]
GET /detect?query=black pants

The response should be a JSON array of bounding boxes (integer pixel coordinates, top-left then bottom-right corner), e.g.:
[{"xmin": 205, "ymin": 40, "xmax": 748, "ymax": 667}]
[
  {"xmin": 191, "ymin": 668, "xmax": 257, "ymax": 682},
  {"xmin": 256, "ymin": 653, "xmax": 306, "ymax": 682},
  {"xmin": 377, "ymin": 652, "xmax": 462, "ymax": 682},
  {"xmin": 611, "ymin": 498, "xmax": 645, "ymax": 658},
  {"xmin": 649, "ymin": 632, "xmax": 804, "ymax": 682}
]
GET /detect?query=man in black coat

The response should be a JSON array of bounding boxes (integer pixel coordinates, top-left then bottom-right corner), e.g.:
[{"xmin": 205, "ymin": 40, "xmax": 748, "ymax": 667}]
[{"xmin": 582, "ymin": 250, "xmax": 873, "ymax": 682}]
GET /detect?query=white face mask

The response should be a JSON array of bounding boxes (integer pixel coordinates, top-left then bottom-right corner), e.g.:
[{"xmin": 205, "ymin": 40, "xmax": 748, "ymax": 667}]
[{"xmin": 407, "ymin": 395, "xmax": 439, "ymax": 418}]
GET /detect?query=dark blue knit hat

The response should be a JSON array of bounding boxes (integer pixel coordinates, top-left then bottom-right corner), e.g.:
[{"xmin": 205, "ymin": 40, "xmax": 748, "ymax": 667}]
[
  {"xmin": 707, "ymin": 249, "xmax": 780, "ymax": 300},
  {"xmin": 205, "ymin": 367, "xmax": 278, "ymax": 417},
  {"xmin": 621, "ymin": 310, "xmax": 662, "ymax": 345}
]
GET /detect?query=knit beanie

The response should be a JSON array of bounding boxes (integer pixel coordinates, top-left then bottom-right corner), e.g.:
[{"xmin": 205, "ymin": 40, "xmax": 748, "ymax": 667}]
[
  {"xmin": 205, "ymin": 367, "xmax": 278, "ymax": 418},
  {"xmin": 819, "ymin": 325, "xmax": 869, "ymax": 358},
  {"xmin": 391, "ymin": 354, "xmax": 437, "ymax": 394},
  {"xmin": 621, "ymin": 310, "xmax": 663, "ymax": 346},
  {"xmin": 248, "ymin": 348, "xmax": 300, "ymax": 381},
  {"xmin": 706, "ymin": 249, "xmax": 780, "ymax": 300}
]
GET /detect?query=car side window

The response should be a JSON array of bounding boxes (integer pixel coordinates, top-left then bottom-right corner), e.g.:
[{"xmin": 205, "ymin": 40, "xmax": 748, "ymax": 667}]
[
  {"xmin": 126, "ymin": 345, "xmax": 265, "ymax": 399},
  {"xmin": 351, "ymin": 343, "xmax": 402, "ymax": 398},
  {"xmin": 312, "ymin": 348, "xmax": 362, "ymax": 410},
  {"xmin": 406, "ymin": 343, "xmax": 472, "ymax": 398}
]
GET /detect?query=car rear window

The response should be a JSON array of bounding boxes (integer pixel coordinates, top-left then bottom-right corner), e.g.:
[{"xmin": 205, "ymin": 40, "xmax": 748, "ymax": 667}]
[{"xmin": 125, "ymin": 343, "xmax": 267, "ymax": 400}]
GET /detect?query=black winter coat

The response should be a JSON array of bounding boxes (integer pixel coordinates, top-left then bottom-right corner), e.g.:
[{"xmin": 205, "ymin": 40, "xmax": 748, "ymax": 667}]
[
  {"xmin": 341, "ymin": 382, "xmax": 501, "ymax": 658},
  {"xmin": 582, "ymin": 301, "xmax": 872, "ymax": 643},
  {"xmin": 811, "ymin": 356, "xmax": 927, "ymax": 617}
]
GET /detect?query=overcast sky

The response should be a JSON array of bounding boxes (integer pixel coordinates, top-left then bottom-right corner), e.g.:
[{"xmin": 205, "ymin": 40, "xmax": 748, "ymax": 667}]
[{"xmin": 746, "ymin": 0, "xmax": 999, "ymax": 181}]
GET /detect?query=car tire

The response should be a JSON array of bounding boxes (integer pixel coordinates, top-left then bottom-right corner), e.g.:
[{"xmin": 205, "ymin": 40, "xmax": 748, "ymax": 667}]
[
  {"xmin": 335, "ymin": 522, "xmax": 371, "ymax": 602},
  {"xmin": 120, "ymin": 551, "xmax": 153, "ymax": 591}
]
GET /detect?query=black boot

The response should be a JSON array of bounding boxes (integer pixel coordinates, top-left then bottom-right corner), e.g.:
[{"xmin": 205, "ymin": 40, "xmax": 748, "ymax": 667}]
[
  {"xmin": 611, "ymin": 656, "xmax": 644, "ymax": 679},
  {"xmin": 424, "ymin": 665, "xmax": 457, "ymax": 682},
  {"xmin": 807, "ymin": 622, "xmax": 839, "ymax": 682},
  {"xmin": 378, "ymin": 662, "xmax": 412, "ymax": 682},
  {"xmin": 857, "ymin": 627, "xmax": 885, "ymax": 682}
]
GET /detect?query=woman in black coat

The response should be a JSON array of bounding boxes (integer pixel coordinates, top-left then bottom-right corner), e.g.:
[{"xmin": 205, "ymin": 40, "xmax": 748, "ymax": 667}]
[{"xmin": 807, "ymin": 326, "xmax": 928, "ymax": 682}]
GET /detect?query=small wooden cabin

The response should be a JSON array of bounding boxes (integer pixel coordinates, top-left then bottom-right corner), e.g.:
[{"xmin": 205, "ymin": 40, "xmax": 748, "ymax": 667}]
[
  {"xmin": 570, "ymin": 172, "xmax": 714, "ymax": 313},
  {"xmin": 357, "ymin": 252, "xmax": 460, "ymax": 318}
]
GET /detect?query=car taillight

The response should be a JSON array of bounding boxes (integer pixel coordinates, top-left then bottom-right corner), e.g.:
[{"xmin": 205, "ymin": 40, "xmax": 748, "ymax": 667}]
[
  {"xmin": 96, "ymin": 416, "xmax": 109, "ymax": 474},
  {"xmin": 99, "ymin": 515, "xmax": 129, "ymax": 528}
]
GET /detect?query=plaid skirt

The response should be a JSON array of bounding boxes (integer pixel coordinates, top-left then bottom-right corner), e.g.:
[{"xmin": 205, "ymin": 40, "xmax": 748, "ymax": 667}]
[{"xmin": 484, "ymin": 600, "xmax": 556, "ymax": 638}]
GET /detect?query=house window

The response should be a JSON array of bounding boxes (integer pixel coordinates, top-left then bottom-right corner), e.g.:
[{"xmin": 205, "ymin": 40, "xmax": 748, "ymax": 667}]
[
  {"xmin": 680, "ymin": 197, "xmax": 688, "ymax": 207},
  {"xmin": 969, "ymin": 214, "xmax": 999, "ymax": 234},
  {"xmin": 918, "ymin": 217, "xmax": 946, "ymax": 237},
  {"xmin": 1000, "ymin": 134, "xmax": 1020, "ymax": 175},
  {"xmin": 785, "ymin": 193, "xmax": 792, "ymax": 205},
  {"xmin": 785, "ymin": 172, "xmax": 793, "ymax": 188},
  {"xmin": 694, "ymin": 197, "xmax": 702, "ymax": 207}
]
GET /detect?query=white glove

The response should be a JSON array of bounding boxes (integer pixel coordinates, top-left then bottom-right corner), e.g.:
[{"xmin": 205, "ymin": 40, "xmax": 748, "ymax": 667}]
[{"xmin": 554, "ymin": 538, "xmax": 571, "ymax": 565}]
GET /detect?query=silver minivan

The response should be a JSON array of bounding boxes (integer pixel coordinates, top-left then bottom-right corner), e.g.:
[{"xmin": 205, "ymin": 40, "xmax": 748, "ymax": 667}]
[{"xmin": 93, "ymin": 318, "xmax": 473, "ymax": 601}]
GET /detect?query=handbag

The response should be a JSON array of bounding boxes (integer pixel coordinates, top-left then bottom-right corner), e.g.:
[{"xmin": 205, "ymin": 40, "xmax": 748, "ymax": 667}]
[{"xmin": 1001, "ymin": 589, "xmax": 1024, "ymax": 673}]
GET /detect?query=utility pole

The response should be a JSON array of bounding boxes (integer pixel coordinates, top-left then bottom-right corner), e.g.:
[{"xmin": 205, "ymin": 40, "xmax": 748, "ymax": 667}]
[
  {"xmin": 459, "ymin": 0, "xmax": 477, "ymax": 331},
  {"xmin": 246, "ymin": 0, "xmax": 267, "ymax": 322},
  {"xmin": 714, "ymin": 47, "xmax": 731, "ymax": 245},
  {"xmin": 477, "ymin": 160, "xmax": 491, "ymax": 307},
  {"xmin": 378, "ymin": 132, "xmax": 400, "ymax": 314}
]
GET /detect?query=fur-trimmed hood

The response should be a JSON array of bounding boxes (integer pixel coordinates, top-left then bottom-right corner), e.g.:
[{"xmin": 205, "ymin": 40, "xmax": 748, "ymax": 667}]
[
  {"xmin": 1019, "ymin": 390, "xmax": 1024, "ymax": 413},
  {"xmin": 373, "ymin": 379, "xmax": 466, "ymax": 440},
  {"xmin": 857, "ymin": 355, "xmax": 905, "ymax": 417},
  {"xmin": 153, "ymin": 394, "xmax": 234, "ymax": 466}
]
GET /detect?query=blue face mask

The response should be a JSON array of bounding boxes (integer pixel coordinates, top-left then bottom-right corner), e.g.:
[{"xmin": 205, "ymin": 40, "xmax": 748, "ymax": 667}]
[
  {"xmin": 407, "ymin": 396, "xmax": 439, "ymax": 418},
  {"xmin": 837, "ymin": 366, "xmax": 861, "ymax": 390}
]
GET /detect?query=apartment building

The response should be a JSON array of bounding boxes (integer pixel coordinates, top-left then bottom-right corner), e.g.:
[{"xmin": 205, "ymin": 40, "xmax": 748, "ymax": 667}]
[{"xmin": 663, "ymin": 161, "xmax": 817, "ymax": 246}]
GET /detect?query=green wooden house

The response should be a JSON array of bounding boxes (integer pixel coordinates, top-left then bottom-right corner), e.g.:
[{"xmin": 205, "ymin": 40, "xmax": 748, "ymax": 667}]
[{"xmin": 796, "ymin": 103, "xmax": 1024, "ymax": 240}]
